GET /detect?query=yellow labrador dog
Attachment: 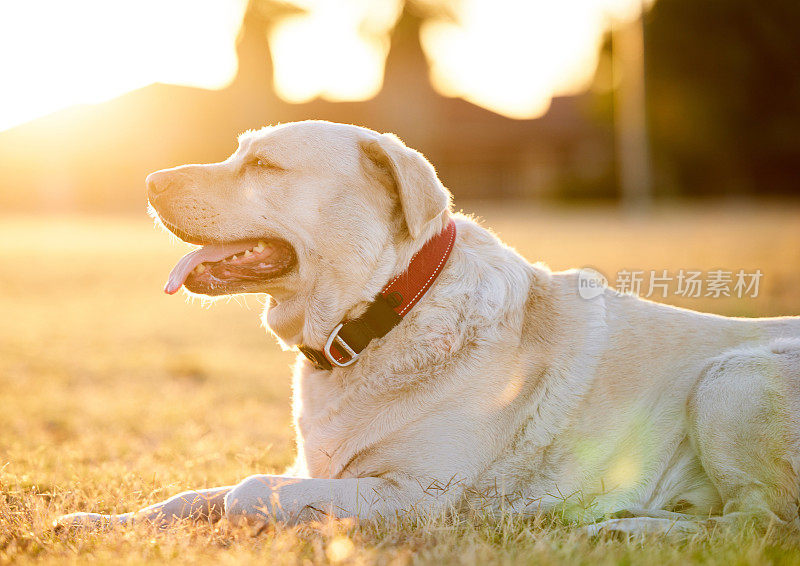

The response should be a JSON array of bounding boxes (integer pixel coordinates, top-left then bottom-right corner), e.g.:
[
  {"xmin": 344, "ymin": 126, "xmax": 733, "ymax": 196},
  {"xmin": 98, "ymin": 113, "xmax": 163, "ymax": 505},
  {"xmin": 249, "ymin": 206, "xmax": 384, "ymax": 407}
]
[{"xmin": 57, "ymin": 120, "xmax": 800, "ymax": 536}]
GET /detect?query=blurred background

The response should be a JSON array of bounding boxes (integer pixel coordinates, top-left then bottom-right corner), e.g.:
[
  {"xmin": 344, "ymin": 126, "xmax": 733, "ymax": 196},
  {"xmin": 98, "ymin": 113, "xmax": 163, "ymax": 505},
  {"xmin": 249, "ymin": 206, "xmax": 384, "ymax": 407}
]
[
  {"xmin": 1, "ymin": 2, "xmax": 800, "ymax": 547},
  {"xmin": 1, "ymin": 0, "xmax": 799, "ymax": 210}
]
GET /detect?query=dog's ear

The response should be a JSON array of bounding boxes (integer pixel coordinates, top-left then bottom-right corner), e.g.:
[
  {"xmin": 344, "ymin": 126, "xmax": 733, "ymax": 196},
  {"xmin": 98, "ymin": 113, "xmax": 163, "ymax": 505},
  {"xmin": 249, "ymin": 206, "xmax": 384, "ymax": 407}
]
[{"xmin": 359, "ymin": 133, "xmax": 451, "ymax": 240}]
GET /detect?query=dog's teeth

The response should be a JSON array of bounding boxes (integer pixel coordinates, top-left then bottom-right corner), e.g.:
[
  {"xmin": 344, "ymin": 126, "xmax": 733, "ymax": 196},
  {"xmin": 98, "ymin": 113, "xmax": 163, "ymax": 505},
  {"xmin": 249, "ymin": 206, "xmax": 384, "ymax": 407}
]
[
  {"xmin": 244, "ymin": 250, "xmax": 252, "ymax": 257},
  {"xmin": 253, "ymin": 242, "xmax": 265, "ymax": 253},
  {"xmin": 195, "ymin": 264, "xmax": 206, "ymax": 274},
  {"xmin": 231, "ymin": 255, "xmax": 238, "ymax": 261},
  {"xmin": 258, "ymin": 263, "xmax": 268, "ymax": 268}
]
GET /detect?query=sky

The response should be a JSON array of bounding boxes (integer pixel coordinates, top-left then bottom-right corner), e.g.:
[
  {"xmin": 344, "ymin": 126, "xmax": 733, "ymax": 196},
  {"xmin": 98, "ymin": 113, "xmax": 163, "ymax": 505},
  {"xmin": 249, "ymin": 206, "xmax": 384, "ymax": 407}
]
[{"xmin": 0, "ymin": 0, "xmax": 649, "ymax": 132}]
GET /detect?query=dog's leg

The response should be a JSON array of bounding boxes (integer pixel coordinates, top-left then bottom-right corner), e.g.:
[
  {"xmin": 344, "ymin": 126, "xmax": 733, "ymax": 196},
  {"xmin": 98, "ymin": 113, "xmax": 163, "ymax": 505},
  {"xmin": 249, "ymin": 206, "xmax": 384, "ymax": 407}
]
[
  {"xmin": 224, "ymin": 474, "xmax": 454, "ymax": 524},
  {"xmin": 54, "ymin": 486, "xmax": 233, "ymax": 530},
  {"xmin": 688, "ymin": 343, "xmax": 800, "ymax": 530},
  {"xmin": 612, "ymin": 507, "xmax": 695, "ymax": 520},
  {"xmin": 584, "ymin": 516, "xmax": 702, "ymax": 538}
]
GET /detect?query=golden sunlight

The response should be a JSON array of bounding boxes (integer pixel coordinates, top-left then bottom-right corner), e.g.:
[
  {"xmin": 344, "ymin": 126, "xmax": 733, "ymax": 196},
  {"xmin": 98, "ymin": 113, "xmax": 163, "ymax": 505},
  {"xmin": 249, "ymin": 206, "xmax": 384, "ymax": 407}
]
[
  {"xmin": 0, "ymin": 0, "xmax": 247, "ymax": 131},
  {"xmin": 269, "ymin": 0, "xmax": 402, "ymax": 103},
  {"xmin": 326, "ymin": 535, "xmax": 355, "ymax": 563},
  {"xmin": 607, "ymin": 452, "xmax": 641, "ymax": 490},
  {"xmin": 0, "ymin": 0, "xmax": 652, "ymax": 132},
  {"xmin": 420, "ymin": 0, "xmax": 652, "ymax": 119}
]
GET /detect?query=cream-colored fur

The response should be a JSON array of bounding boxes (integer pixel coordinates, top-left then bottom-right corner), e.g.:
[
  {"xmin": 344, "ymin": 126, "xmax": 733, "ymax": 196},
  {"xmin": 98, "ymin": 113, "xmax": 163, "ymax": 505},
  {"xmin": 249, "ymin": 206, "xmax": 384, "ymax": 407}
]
[{"xmin": 56, "ymin": 121, "xmax": 800, "ymax": 536}]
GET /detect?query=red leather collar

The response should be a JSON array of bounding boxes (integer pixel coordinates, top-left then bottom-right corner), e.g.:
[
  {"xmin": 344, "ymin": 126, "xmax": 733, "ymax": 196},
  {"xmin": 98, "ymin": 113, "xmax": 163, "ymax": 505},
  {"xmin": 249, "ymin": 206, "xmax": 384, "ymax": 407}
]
[{"xmin": 299, "ymin": 219, "xmax": 457, "ymax": 370}]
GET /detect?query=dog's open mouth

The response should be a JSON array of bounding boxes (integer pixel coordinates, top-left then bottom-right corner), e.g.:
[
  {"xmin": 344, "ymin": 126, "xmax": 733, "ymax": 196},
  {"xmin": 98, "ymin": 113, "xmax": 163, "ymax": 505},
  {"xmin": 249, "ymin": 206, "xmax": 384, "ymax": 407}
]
[{"xmin": 165, "ymin": 239, "xmax": 296, "ymax": 295}]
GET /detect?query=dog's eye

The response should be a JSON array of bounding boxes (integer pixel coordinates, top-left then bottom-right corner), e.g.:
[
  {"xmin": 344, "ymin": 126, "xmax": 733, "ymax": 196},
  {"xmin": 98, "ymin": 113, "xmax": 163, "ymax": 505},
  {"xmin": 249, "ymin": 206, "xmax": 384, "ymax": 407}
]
[{"xmin": 252, "ymin": 157, "xmax": 284, "ymax": 171}]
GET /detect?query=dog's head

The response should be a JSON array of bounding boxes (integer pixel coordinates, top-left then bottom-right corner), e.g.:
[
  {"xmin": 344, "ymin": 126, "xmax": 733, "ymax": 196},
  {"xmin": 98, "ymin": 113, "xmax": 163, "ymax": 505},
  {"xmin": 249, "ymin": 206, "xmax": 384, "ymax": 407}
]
[{"xmin": 147, "ymin": 121, "xmax": 451, "ymax": 342}]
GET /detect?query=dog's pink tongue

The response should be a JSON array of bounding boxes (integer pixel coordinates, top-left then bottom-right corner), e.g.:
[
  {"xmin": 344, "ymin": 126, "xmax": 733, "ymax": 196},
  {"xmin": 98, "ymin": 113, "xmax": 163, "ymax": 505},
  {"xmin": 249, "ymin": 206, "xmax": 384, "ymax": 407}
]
[{"xmin": 165, "ymin": 242, "xmax": 254, "ymax": 294}]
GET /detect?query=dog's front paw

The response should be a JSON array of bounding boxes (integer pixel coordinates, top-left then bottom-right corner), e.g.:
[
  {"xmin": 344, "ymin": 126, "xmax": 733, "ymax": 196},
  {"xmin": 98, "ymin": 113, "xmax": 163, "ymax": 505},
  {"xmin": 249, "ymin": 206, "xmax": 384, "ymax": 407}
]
[
  {"xmin": 584, "ymin": 517, "xmax": 701, "ymax": 539},
  {"xmin": 584, "ymin": 518, "xmax": 635, "ymax": 539},
  {"xmin": 52, "ymin": 512, "xmax": 130, "ymax": 532}
]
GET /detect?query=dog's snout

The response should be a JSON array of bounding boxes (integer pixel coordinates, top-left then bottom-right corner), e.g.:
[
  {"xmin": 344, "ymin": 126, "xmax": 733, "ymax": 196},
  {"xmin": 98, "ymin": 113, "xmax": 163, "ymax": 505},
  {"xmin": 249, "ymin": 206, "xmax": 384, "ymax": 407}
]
[{"xmin": 146, "ymin": 170, "xmax": 177, "ymax": 198}]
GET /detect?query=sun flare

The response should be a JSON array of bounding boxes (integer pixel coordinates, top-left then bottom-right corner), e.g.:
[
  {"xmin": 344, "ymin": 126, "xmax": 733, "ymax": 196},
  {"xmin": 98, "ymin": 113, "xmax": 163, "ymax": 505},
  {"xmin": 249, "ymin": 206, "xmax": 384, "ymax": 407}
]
[
  {"xmin": 420, "ymin": 0, "xmax": 651, "ymax": 119},
  {"xmin": 0, "ymin": 0, "xmax": 650, "ymax": 131},
  {"xmin": 269, "ymin": 0, "xmax": 402, "ymax": 103},
  {"xmin": 0, "ymin": 0, "xmax": 247, "ymax": 132}
]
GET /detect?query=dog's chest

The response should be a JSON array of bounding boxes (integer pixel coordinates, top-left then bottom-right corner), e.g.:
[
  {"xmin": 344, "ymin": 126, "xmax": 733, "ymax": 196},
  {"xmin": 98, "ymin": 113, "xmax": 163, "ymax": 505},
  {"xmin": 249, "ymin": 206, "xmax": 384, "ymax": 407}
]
[
  {"xmin": 294, "ymin": 367, "xmax": 391, "ymax": 478},
  {"xmin": 293, "ymin": 357, "xmax": 486, "ymax": 480}
]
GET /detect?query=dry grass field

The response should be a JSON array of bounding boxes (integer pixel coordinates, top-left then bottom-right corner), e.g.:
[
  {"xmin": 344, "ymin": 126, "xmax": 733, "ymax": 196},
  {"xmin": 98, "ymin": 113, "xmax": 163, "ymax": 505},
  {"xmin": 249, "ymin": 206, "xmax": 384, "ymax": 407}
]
[{"xmin": 2, "ymin": 202, "xmax": 800, "ymax": 564}]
